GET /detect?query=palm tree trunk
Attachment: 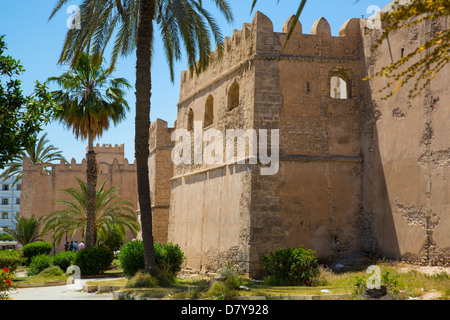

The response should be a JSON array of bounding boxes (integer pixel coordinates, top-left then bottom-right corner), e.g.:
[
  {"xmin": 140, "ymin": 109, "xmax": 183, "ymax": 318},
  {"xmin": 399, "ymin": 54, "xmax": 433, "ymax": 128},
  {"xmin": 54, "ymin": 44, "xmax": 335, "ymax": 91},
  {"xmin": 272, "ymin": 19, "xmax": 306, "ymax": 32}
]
[
  {"xmin": 85, "ymin": 131, "xmax": 97, "ymax": 248},
  {"xmin": 135, "ymin": 0, "xmax": 157, "ymax": 274}
]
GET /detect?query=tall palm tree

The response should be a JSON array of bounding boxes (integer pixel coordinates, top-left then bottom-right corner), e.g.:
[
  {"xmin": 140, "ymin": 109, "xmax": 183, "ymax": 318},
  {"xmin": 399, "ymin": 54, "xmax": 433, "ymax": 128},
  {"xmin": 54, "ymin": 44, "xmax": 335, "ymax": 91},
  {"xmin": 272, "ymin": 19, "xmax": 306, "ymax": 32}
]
[
  {"xmin": 49, "ymin": 0, "xmax": 233, "ymax": 275},
  {"xmin": 47, "ymin": 52, "xmax": 131, "ymax": 249},
  {"xmin": 0, "ymin": 132, "xmax": 66, "ymax": 186},
  {"xmin": 3, "ymin": 214, "xmax": 43, "ymax": 245},
  {"xmin": 41, "ymin": 178, "xmax": 140, "ymax": 247}
]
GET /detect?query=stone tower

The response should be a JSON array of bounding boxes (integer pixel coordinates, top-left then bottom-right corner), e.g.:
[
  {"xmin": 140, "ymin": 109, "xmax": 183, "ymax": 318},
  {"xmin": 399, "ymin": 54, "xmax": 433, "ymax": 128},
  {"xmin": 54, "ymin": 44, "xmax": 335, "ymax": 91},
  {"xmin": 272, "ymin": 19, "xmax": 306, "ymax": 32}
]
[
  {"xmin": 149, "ymin": 7, "xmax": 449, "ymax": 276},
  {"xmin": 159, "ymin": 12, "xmax": 371, "ymax": 276}
]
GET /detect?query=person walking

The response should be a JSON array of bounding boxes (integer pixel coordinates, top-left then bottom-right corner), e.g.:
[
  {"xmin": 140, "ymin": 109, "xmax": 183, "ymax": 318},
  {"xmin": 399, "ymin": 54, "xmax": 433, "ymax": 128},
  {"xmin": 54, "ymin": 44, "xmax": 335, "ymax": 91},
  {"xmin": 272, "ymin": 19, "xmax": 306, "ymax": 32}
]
[
  {"xmin": 69, "ymin": 241, "xmax": 74, "ymax": 251},
  {"xmin": 78, "ymin": 241, "xmax": 85, "ymax": 251},
  {"xmin": 73, "ymin": 241, "xmax": 78, "ymax": 252},
  {"xmin": 64, "ymin": 242, "xmax": 69, "ymax": 251}
]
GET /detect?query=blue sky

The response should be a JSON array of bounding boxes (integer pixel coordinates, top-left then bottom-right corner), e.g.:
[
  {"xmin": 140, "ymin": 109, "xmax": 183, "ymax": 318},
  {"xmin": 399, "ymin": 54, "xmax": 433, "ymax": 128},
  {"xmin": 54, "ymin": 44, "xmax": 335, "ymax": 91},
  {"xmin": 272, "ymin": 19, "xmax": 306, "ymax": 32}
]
[{"xmin": 0, "ymin": 0, "xmax": 392, "ymax": 163}]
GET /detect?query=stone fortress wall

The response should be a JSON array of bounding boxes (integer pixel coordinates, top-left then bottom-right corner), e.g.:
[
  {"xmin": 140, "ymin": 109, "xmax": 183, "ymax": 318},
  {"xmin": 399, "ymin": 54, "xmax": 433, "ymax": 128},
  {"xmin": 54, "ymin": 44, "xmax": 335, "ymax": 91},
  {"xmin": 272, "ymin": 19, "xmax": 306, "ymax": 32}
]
[
  {"xmin": 20, "ymin": 144, "xmax": 139, "ymax": 250},
  {"xmin": 150, "ymin": 7, "xmax": 449, "ymax": 276},
  {"xmin": 20, "ymin": 2, "xmax": 449, "ymax": 275}
]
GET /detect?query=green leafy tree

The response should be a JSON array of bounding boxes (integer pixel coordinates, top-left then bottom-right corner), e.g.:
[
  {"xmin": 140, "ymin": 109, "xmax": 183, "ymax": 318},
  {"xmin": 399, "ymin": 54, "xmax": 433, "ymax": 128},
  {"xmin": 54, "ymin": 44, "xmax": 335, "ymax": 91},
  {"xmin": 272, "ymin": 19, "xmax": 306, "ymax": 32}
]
[
  {"xmin": 41, "ymin": 178, "xmax": 140, "ymax": 247},
  {"xmin": 3, "ymin": 214, "xmax": 44, "ymax": 245},
  {"xmin": 49, "ymin": 0, "xmax": 233, "ymax": 275},
  {"xmin": 0, "ymin": 132, "xmax": 66, "ymax": 186},
  {"xmin": 0, "ymin": 35, "xmax": 58, "ymax": 169},
  {"xmin": 47, "ymin": 52, "xmax": 131, "ymax": 249}
]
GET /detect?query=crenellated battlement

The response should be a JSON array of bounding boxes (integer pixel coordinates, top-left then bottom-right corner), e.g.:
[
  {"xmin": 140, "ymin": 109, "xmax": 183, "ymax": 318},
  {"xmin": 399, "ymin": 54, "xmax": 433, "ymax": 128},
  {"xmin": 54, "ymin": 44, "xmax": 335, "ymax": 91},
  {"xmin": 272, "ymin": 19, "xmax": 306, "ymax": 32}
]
[
  {"xmin": 22, "ymin": 144, "xmax": 135, "ymax": 177},
  {"xmin": 20, "ymin": 143, "xmax": 138, "ymax": 248},
  {"xmin": 91, "ymin": 142, "xmax": 123, "ymax": 155},
  {"xmin": 90, "ymin": 143, "xmax": 126, "ymax": 164},
  {"xmin": 179, "ymin": 12, "xmax": 362, "ymax": 103},
  {"xmin": 149, "ymin": 119, "xmax": 175, "ymax": 153}
]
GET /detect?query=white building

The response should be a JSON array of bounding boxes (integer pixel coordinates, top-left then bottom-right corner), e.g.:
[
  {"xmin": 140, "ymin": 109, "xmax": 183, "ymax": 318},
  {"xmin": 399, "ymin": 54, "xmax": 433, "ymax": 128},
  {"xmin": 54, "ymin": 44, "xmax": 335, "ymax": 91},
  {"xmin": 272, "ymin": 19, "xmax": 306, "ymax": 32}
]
[{"xmin": 0, "ymin": 176, "xmax": 21, "ymax": 231}]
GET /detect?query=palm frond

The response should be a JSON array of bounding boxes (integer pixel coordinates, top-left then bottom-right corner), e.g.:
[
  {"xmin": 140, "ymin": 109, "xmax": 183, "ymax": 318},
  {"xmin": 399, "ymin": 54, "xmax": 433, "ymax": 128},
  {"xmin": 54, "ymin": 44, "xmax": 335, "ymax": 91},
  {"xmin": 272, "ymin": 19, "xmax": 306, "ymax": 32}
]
[{"xmin": 42, "ymin": 178, "xmax": 139, "ymax": 246}]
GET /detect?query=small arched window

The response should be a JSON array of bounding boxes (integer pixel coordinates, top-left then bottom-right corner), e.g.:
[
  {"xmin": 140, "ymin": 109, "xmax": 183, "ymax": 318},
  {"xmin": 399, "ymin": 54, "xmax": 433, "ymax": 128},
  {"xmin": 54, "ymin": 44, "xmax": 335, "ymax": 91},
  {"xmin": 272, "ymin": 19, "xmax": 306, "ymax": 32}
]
[
  {"xmin": 227, "ymin": 81, "xmax": 240, "ymax": 111},
  {"xmin": 187, "ymin": 108, "xmax": 194, "ymax": 131},
  {"xmin": 330, "ymin": 76, "xmax": 349, "ymax": 99},
  {"xmin": 204, "ymin": 95, "xmax": 214, "ymax": 127}
]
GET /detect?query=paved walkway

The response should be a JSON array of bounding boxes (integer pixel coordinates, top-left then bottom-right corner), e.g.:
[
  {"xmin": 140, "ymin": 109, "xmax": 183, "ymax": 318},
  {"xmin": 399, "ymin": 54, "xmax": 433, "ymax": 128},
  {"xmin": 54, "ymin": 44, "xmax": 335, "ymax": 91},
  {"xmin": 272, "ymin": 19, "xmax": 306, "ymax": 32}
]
[{"xmin": 9, "ymin": 278, "xmax": 117, "ymax": 300}]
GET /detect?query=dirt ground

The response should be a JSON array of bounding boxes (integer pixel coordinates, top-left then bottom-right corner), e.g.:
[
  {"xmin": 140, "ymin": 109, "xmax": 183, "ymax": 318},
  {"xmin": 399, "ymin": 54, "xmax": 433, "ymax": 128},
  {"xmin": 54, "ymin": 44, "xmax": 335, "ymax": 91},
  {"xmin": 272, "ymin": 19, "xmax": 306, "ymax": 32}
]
[
  {"xmin": 398, "ymin": 264, "xmax": 450, "ymax": 276},
  {"xmin": 398, "ymin": 264, "xmax": 450, "ymax": 300}
]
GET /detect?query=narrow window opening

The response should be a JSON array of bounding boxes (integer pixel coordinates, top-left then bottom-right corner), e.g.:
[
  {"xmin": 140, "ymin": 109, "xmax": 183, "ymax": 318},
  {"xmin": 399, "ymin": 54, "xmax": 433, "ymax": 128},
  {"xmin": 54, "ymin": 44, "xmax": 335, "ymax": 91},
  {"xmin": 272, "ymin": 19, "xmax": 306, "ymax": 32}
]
[
  {"xmin": 187, "ymin": 108, "xmax": 194, "ymax": 131},
  {"xmin": 204, "ymin": 95, "xmax": 214, "ymax": 127},
  {"xmin": 305, "ymin": 82, "xmax": 311, "ymax": 95},
  {"xmin": 227, "ymin": 81, "xmax": 240, "ymax": 111}
]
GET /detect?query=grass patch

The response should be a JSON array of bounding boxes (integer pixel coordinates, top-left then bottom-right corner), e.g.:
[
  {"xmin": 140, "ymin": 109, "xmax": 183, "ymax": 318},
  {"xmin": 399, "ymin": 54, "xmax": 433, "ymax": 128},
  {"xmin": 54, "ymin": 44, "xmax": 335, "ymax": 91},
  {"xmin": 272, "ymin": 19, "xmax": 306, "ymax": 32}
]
[
  {"xmin": 120, "ymin": 279, "xmax": 195, "ymax": 299},
  {"xmin": 104, "ymin": 258, "xmax": 123, "ymax": 275},
  {"xmin": 85, "ymin": 278, "xmax": 127, "ymax": 286},
  {"xmin": 13, "ymin": 275, "xmax": 67, "ymax": 284},
  {"xmin": 117, "ymin": 262, "xmax": 450, "ymax": 300}
]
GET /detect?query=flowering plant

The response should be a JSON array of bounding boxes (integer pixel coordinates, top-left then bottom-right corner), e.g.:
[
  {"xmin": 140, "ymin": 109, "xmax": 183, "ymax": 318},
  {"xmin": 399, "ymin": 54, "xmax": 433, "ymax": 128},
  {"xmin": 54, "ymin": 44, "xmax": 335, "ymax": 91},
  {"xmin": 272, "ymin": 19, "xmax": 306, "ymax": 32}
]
[{"xmin": 0, "ymin": 267, "xmax": 14, "ymax": 300}]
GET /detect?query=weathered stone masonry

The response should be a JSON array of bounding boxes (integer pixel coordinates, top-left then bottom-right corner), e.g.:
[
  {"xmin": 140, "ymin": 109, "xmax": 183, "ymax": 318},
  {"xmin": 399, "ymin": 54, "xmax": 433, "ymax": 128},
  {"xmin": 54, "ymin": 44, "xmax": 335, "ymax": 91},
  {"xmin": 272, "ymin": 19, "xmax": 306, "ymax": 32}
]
[
  {"xmin": 149, "ymin": 8, "xmax": 449, "ymax": 277},
  {"xmin": 20, "ymin": 144, "xmax": 140, "ymax": 251},
  {"xmin": 21, "ymin": 3, "xmax": 449, "ymax": 275}
]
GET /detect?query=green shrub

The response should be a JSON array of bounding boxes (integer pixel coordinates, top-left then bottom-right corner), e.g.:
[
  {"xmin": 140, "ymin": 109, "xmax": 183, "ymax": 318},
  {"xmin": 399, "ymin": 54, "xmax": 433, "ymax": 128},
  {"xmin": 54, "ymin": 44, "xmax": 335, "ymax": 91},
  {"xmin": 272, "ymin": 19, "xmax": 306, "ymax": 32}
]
[
  {"xmin": 27, "ymin": 254, "xmax": 53, "ymax": 276},
  {"xmin": 22, "ymin": 242, "xmax": 52, "ymax": 265},
  {"xmin": 219, "ymin": 263, "xmax": 244, "ymax": 290},
  {"xmin": 260, "ymin": 246, "xmax": 320, "ymax": 286},
  {"xmin": 39, "ymin": 266, "xmax": 64, "ymax": 277},
  {"xmin": 154, "ymin": 241, "xmax": 185, "ymax": 276},
  {"xmin": 204, "ymin": 281, "xmax": 239, "ymax": 300},
  {"xmin": 118, "ymin": 240, "xmax": 145, "ymax": 278},
  {"xmin": 202, "ymin": 263, "xmax": 245, "ymax": 300},
  {"xmin": 118, "ymin": 240, "xmax": 186, "ymax": 278},
  {"xmin": 53, "ymin": 251, "xmax": 76, "ymax": 272},
  {"xmin": 126, "ymin": 271, "xmax": 158, "ymax": 288},
  {"xmin": 73, "ymin": 246, "xmax": 114, "ymax": 276},
  {"xmin": 0, "ymin": 250, "xmax": 25, "ymax": 272}
]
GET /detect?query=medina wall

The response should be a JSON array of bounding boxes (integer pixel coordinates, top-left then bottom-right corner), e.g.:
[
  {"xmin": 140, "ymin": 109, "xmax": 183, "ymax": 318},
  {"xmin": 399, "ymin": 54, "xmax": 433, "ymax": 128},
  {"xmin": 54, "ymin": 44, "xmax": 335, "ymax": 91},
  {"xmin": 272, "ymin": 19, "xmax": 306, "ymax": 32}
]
[
  {"xmin": 245, "ymin": 14, "xmax": 367, "ymax": 275},
  {"xmin": 168, "ymin": 163, "xmax": 253, "ymax": 273},
  {"xmin": 166, "ymin": 12, "xmax": 372, "ymax": 276},
  {"xmin": 163, "ymin": 8, "xmax": 449, "ymax": 276},
  {"xmin": 361, "ymin": 14, "xmax": 450, "ymax": 265},
  {"xmin": 20, "ymin": 145, "xmax": 138, "ymax": 250},
  {"xmin": 148, "ymin": 119, "xmax": 175, "ymax": 244}
]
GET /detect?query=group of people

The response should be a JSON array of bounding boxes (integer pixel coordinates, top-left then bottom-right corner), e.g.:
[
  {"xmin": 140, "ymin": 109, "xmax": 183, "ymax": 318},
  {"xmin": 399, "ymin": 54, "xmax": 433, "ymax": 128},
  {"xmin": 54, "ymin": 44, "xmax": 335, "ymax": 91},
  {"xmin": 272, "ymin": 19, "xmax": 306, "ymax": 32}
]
[{"xmin": 64, "ymin": 240, "xmax": 85, "ymax": 252}]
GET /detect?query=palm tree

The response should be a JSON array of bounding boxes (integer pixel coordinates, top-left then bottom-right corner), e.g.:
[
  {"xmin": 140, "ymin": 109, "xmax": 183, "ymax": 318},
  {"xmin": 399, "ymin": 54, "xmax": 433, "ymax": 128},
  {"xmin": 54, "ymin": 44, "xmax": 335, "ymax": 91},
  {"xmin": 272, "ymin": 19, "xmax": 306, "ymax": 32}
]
[
  {"xmin": 0, "ymin": 132, "xmax": 66, "ymax": 186},
  {"xmin": 47, "ymin": 52, "xmax": 131, "ymax": 249},
  {"xmin": 3, "ymin": 214, "xmax": 43, "ymax": 245},
  {"xmin": 49, "ymin": 0, "xmax": 233, "ymax": 275},
  {"xmin": 97, "ymin": 222, "xmax": 127, "ymax": 252},
  {"xmin": 42, "ymin": 178, "xmax": 140, "ymax": 247}
]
